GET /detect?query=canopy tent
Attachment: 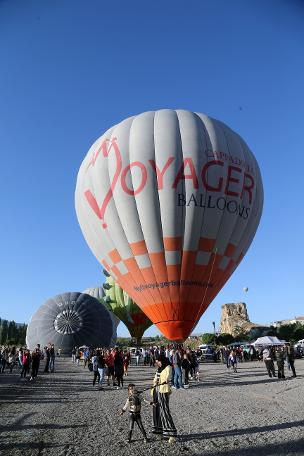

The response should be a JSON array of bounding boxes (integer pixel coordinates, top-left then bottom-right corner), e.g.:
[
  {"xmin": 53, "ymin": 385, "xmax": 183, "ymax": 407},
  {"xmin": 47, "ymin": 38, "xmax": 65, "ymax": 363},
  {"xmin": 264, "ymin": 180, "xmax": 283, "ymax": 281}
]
[{"xmin": 253, "ymin": 336, "xmax": 286, "ymax": 347}]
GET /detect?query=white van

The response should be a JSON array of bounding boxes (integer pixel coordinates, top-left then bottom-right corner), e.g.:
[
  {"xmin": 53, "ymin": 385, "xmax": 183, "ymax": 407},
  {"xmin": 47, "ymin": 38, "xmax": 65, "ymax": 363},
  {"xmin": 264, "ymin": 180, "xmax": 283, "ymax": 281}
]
[
  {"xmin": 129, "ymin": 347, "xmax": 145, "ymax": 363},
  {"xmin": 295, "ymin": 339, "xmax": 304, "ymax": 348},
  {"xmin": 199, "ymin": 344, "xmax": 213, "ymax": 354}
]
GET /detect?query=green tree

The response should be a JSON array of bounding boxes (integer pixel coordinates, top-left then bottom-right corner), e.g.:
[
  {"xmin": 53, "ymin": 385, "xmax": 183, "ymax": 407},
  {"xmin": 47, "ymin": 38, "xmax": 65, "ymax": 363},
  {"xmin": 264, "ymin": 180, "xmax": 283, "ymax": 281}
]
[
  {"xmin": 0, "ymin": 320, "xmax": 8, "ymax": 344},
  {"xmin": 201, "ymin": 333, "xmax": 215, "ymax": 344},
  {"xmin": 293, "ymin": 325, "xmax": 304, "ymax": 342},
  {"xmin": 8, "ymin": 321, "xmax": 17, "ymax": 342},
  {"xmin": 217, "ymin": 333, "xmax": 234, "ymax": 345},
  {"xmin": 277, "ymin": 324, "xmax": 297, "ymax": 342}
]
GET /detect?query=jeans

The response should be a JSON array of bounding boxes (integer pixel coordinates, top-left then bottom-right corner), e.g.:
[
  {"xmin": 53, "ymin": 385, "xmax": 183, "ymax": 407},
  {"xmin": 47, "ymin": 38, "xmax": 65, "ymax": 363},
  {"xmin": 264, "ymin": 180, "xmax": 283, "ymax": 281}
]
[
  {"xmin": 128, "ymin": 413, "xmax": 147, "ymax": 441},
  {"xmin": 98, "ymin": 368, "xmax": 104, "ymax": 385},
  {"xmin": 49, "ymin": 358, "xmax": 55, "ymax": 372},
  {"xmin": 174, "ymin": 366, "xmax": 183, "ymax": 388},
  {"xmin": 93, "ymin": 370, "xmax": 100, "ymax": 386},
  {"xmin": 182, "ymin": 368, "xmax": 189, "ymax": 385}
]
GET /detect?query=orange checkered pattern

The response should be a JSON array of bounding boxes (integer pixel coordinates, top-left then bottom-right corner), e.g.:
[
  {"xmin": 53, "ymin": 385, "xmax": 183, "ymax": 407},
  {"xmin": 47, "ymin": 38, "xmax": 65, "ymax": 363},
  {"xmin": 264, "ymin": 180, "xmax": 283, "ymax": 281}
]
[{"xmin": 101, "ymin": 237, "xmax": 242, "ymax": 341}]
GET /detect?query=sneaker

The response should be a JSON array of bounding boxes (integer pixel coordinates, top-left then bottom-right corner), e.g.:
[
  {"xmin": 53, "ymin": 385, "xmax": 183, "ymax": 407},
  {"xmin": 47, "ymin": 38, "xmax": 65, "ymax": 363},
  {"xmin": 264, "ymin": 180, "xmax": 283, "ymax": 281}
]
[
  {"xmin": 171, "ymin": 386, "xmax": 176, "ymax": 389},
  {"xmin": 117, "ymin": 386, "xmax": 120, "ymax": 390},
  {"xmin": 168, "ymin": 437, "xmax": 176, "ymax": 443}
]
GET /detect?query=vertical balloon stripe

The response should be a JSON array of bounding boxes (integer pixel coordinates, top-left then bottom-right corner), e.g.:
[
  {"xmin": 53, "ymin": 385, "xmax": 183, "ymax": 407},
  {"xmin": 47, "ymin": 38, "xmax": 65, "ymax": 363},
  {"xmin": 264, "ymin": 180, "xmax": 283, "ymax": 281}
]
[
  {"xmin": 130, "ymin": 112, "xmax": 171, "ymax": 321},
  {"xmin": 154, "ymin": 110, "xmax": 183, "ymax": 316}
]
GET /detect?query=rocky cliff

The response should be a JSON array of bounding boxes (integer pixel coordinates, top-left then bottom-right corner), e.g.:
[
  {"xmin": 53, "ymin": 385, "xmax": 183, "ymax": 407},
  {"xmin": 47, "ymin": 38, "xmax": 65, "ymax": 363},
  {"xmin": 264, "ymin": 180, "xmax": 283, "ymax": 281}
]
[{"xmin": 220, "ymin": 303, "xmax": 267, "ymax": 337}]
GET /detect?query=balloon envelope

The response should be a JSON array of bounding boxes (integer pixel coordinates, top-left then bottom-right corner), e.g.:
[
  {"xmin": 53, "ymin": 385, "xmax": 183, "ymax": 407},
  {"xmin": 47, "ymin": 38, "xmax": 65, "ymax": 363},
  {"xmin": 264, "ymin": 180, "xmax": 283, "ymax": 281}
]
[
  {"xmin": 75, "ymin": 109, "xmax": 263, "ymax": 341},
  {"xmin": 102, "ymin": 274, "xmax": 152, "ymax": 344},
  {"xmin": 83, "ymin": 285, "xmax": 120, "ymax": 346},
  {"xmin": 26, "ymin": 292, "xmax": 116, "ymax": 352}
]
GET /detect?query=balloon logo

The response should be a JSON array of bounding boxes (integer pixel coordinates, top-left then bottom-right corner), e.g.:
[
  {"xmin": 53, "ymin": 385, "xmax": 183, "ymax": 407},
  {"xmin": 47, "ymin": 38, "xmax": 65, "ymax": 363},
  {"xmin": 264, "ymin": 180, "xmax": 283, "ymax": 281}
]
[{"xmin": 75, "ymin": 109, "xmax": 263, "ymax": 341}]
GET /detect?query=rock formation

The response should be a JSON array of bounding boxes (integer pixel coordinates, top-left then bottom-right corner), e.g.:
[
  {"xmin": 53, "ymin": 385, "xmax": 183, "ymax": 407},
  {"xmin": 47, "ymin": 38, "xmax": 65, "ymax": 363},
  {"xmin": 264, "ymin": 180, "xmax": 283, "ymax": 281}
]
[{"xmin": 220, "ymin": 303, "xmax": 268, "ymax": 337}]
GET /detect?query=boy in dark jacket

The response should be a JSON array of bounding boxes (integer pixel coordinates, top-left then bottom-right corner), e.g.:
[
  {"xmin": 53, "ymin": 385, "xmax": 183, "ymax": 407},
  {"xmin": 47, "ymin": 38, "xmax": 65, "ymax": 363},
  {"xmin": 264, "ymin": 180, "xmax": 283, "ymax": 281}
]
[{"xmin": 120, "ymin": 384, "xmax": 148, "ymax": 443}]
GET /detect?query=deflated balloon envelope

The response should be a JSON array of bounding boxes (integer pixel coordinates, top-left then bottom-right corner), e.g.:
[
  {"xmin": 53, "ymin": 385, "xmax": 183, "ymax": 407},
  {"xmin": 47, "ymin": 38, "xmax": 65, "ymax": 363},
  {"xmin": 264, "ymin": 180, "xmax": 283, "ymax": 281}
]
[
  {"xmin": 75, "ymin": 109, "xmax": 263, "ymax": 341},
  {"xmin": 26, "ymin": 292, "xmax": 116, "ymax": 352}
]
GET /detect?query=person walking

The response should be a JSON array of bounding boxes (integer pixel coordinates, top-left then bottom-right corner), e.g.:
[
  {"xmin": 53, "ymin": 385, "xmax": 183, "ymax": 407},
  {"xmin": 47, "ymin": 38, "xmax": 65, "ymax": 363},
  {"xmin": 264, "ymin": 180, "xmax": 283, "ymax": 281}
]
[
  {"xmin": 135, "ymin": 349, "xmax": 141, "ymax": 367},
  {"xmin": 229, "ymin": 349, "xmax": 238, "ymax": 373},
  {"xmin": 114, "ymin": 349, "xmax": 124, "ymax": 389},
  {"xmin": 285, "ymin": 343, "xmax": 297, "ymax": 378},
  {"xmin": 83, "ymin": 347, "xmax": 90, "ymax": 369},
  {"xmin": 49, "ymin": 344, "xmax": 55, "ymax": 373},
  {"xmin": 75, "ymin": 347, "xmax": 81, "ymax": 366},
  {"xmin": 43, "ymin": 346, "xmax": 50, "ymax": 373},
  {"xmin": 21, "ymin": 350, "xmax": 31, "ymax": 378},
  {"xmin": 120, "ymin": 384, "xmax": 148, "ymax": 443},
  {"xmin": 123, "ymin": 350, "xmax": 130, "ymax": 376},
  {"xmin": 151, "ymin": 355, "xmax": 177, "ymax": 443},
  {"xmin": 181, "ymin": 353, "xmax": 190, "ymax": 388},
  {"xmin": 71, "ymin": 347, "xmax": 76, "ymax": 363},
  {"xmin": 92, "ymin": 351, "xmax": 101, "ymax": 387},
  {"xmin": 96, "ymin": 351, "xmax": 105, "ymax": 389},
  {"xmin": 276, "ymin": 346, "xmax": 285, "ymax": 379},
  {"xmin": 263, "ymin": 346, "xmax": 276, "ymax": 378},
  {"xmin": 105, "ymin": 350, "xmax": 115, "ymax": 386},
  {"xmin": 172, "ymin": 349, "xmax": 183, "ymax": 389},
  {"xmin": 30, "ymin": 350, "xmax": 41, "ymax": 380}
]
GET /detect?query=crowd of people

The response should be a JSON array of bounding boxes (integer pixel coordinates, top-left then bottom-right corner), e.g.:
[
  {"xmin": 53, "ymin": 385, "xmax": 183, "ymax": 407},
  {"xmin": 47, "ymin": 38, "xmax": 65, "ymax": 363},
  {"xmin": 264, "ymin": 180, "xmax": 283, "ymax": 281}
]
[
  {"xmin": 0, "ymin": 343, "xmax": 56, "ymax": 380},
  {"xmin": 0, "ymin": 340, "xmax": 300, "ymax": 444},
  {"xmin": 261, "ymin": 343, "xmax": 297, "ymax": 379},
  {"xmin": 70, "ymin": 345, "xmax": 201, "ymax": 391}
]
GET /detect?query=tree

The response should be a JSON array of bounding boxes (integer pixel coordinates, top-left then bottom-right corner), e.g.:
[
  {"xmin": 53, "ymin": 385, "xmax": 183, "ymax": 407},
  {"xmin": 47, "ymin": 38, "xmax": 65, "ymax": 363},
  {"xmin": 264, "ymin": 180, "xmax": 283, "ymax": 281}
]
[
  {"xmin": 201, "ymin": 333, "xmax": 215, "ymax": 344},
  {"xmin": 0, "ymin": 320, "xmax": 8, "ymax": 344},
  {"xmin": 277, "ymin": 324, "xmax": 297, "ymax": 342},
  {"xmin": 8, "ymin": 321, "xmax": 17, "ymax": 342},
  {"xmin": 217, "ymin": 333, "xmax": 234, "ymax": 345},
  {"xmin": 292, "ymin": 325, "xmax": 304, "ymax": 342}
]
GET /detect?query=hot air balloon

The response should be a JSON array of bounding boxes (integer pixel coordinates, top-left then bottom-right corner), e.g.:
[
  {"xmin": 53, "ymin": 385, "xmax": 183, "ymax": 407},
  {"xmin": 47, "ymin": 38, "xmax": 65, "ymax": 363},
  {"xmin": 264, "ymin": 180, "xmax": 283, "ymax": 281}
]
[
  {"xmin": 75, "ymin": 109, "xmax": 263, "ymax": 341},
  {"xmin": 83, "ymin": 285, "xmax": 120, "ymax": 346},
  {"xmin": 102, "ymin": 271, "xmax": 152, "ymax": 345},
  {"xmin": 26, "ymin": 292, "xmax": 117, "ymax": 352}
]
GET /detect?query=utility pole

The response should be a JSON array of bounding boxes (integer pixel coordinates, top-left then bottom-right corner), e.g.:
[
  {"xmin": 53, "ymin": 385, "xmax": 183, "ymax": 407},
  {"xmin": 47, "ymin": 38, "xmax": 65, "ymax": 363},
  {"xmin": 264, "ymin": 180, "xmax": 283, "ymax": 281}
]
[{"xmin": 212, "ymin": 321, "xmax": 216, "ymax": 346}]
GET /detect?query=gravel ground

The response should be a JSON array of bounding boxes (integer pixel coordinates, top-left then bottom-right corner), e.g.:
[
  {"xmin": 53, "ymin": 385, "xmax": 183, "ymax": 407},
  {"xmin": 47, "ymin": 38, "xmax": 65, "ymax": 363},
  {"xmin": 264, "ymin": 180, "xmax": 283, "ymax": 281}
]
[{"xmin": 0, "ymin": 357, "xmax": 303, "ymax": 456}]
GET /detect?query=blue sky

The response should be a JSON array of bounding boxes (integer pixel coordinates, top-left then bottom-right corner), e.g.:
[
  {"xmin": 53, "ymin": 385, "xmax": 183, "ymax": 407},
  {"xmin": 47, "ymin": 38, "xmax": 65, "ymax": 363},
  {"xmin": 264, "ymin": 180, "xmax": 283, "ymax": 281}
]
[{"xmin": 1, "ymin": 0, "xmax": 303, "ymax": 337}]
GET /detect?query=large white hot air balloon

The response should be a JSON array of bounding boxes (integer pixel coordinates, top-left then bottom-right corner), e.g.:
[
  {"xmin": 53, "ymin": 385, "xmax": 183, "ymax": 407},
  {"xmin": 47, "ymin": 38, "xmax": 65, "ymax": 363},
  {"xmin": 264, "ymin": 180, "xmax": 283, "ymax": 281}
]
[{"xmin": 75, "ymin": 109, "xmax": 263, "ymax": 341}]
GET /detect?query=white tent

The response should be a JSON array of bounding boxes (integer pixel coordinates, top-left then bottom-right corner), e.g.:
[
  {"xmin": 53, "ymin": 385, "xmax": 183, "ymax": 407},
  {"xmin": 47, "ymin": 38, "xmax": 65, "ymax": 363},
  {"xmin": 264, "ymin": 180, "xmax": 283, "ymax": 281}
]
[{"xmin": 253, "ymin": 336, "xmax": 285, "ymax": 346}]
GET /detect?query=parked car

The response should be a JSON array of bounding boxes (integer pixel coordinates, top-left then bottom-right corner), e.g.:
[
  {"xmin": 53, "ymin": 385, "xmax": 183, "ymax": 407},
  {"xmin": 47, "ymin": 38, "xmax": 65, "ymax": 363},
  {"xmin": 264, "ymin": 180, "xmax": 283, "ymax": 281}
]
[
  {"xmin": 198, "ymin": 344, "xmax": 215, "ymax": 361},
  {"xmin": 129, "ymin": 347, "xmax": 145, "ymax": 363}
]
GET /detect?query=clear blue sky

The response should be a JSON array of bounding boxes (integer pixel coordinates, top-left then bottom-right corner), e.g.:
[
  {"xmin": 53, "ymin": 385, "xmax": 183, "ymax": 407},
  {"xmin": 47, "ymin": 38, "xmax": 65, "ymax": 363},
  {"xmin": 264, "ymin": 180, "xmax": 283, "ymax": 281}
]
[{"xmin": 1, "ymin": 0, "xmax": 303, "ymax": 337}]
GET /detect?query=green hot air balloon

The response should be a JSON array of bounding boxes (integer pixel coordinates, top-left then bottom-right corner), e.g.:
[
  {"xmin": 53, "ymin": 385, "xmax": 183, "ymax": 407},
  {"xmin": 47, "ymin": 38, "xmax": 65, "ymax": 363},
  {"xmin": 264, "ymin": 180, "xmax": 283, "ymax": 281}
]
[{"xmin": 102, "ymin": 270, "xmax": 152, "ymax": 346}]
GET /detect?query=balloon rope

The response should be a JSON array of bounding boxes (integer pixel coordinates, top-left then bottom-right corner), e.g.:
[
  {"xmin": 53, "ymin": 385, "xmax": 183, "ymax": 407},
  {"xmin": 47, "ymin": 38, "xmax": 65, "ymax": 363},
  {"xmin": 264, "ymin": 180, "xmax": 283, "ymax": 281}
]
[{"xmin": 196, "ymin": 247, "xmax": 218, "ymax": 321}]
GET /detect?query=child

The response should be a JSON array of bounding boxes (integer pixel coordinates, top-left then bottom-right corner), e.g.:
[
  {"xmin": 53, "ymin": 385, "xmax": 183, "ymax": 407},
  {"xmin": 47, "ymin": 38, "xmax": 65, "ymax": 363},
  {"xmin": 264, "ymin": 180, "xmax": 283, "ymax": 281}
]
[
  {"xmin": 229, "ymin": 349, "xmax": 237, "ymax": 373},
  {"xmin": 120, "ymin": 384, "xmax": 148, "ymax": 443}
]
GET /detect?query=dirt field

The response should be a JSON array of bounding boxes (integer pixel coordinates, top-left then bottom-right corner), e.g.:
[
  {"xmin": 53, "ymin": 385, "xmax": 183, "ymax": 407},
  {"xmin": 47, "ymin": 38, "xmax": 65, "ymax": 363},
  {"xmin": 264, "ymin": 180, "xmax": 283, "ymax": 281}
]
[{"xmin": 0, "ymin": 357, "xmax": 303, "ymax": 456}]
